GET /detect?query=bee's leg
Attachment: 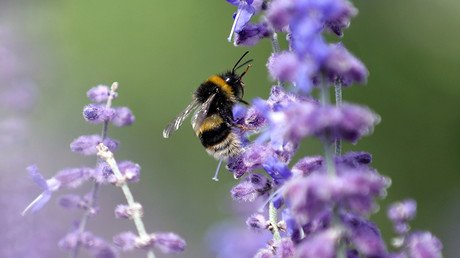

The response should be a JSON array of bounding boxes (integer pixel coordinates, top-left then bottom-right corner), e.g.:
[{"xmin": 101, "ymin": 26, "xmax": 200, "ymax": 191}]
[
  {"xmin": 222, "ymin": 108, "xmax": 252, "ymax": 131},
  {"xmin": 212, "ymin": 159, "xmax": 223, "ymax": 182},
  {"xmin": 235, "ymin": 124, "xmax": 253, "ymax": 131},
  {"xmin": 238, "ymin": 98, "xmax": 249, "ymax": 105}
]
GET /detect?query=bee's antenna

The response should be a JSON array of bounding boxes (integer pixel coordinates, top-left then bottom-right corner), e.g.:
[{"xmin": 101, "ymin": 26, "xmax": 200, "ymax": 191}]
[
  {"xmin": 235, "ymin": 59, "xmax": 254, "ymax": 71},
  {"xmin": 232, "ymin": 51, "xmax": 250, "ymax": 73}
]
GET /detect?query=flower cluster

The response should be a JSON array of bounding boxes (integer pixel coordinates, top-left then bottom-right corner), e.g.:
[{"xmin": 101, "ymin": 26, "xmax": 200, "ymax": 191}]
[
  {"xmin": 23, "ymin": 83, "xmax": 185, "ymax": 258},
  {"xmin": 215, "ymin": 0, "xmax": 444, "ymax": 257}
]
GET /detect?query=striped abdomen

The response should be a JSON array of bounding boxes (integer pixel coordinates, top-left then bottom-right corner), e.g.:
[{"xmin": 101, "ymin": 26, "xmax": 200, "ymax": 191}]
[{"xmin": 196, "ymin": 114, "xmax": 241, "ymax": 161}]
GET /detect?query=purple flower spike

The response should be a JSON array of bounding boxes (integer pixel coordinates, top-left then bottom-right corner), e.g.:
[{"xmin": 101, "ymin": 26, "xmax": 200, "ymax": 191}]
[
  {"xmin": 267, "ymin": 51, "xmax": 300, "ymax": 82},
  {"xmin": 296, "ymin": 228, "xmax": 341, "ymax": 258},
  {"xmin": 234, "ymin": 22, "xmax": 271, "ymax": 46},
  {"xmin": 83, "ymin": 104, "xmax": 115, "ymax": 124},
  {"xmin": 407, "ymin": 232, "xmax": 443, "ymax": 258},
  {"xmin": 70, "ymin": 134, "xmax": 119, "ymax": 155},
  {"xmin": 113, "ymin": 231, "xmax": 138, "ymax": 251},
  {"xmin": 112, "ymin": 107, "xmax": 135, "ymax": 127},
  {"xmin": 151, "ymin": 232, "xmax": 186, "ymax": 254},
  {"xmin": 87, "ymin": 85, "xmax": 112, "ymax": 103},
  {"xmin": 246, "ymin": 213, "xmax": 268, "ymax": 231}
]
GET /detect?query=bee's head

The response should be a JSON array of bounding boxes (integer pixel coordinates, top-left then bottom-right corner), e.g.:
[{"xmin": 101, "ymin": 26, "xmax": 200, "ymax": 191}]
[{"xmin": 226, "ymin": 51, "xmax": 253, "ymax": 100}]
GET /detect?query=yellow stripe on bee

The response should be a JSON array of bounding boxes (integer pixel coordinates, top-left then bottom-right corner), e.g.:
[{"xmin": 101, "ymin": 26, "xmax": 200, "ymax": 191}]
[
  {"xmin": 208, "ymin": 75, "xmax": 235, "ymax": 98},
  {"xmin": 196, "ymin": 114, "xmax": 224, "ymax": 135}
]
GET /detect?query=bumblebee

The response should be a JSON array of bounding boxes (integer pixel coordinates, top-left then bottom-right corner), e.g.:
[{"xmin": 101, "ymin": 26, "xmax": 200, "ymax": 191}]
[{"xmin": 163, "ymin": 52, "xmax": 252, "ymax": 163}]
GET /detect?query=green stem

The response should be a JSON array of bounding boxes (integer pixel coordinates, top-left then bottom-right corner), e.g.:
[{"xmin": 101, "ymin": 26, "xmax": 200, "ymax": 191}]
[
  {"xmin": 334, "ymin": 82, "xmax": 342, "ymax": 156},
  {"xmin": 270, "ymin": 32, "xmax": 285, "ymax": 88},
  {"xmin": 269, "ymin": 201, "xmax": 281, "ymax": 242}
]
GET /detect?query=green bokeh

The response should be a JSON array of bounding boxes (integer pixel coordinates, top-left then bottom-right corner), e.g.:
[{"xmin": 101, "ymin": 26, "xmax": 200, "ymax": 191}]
[{"xmin": 11, "ymin": 0, "xmax": 460, "ymax": 257}]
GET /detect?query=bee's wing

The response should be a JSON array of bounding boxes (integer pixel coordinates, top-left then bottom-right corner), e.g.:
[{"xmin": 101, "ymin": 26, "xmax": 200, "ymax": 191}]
[
  {"xmin": 163, "ymin": 98, "xmax": 200, "ymax": 138},
  {"xmin": 192, "ymin": 93, "xmax": 216, "ymax": 132}
]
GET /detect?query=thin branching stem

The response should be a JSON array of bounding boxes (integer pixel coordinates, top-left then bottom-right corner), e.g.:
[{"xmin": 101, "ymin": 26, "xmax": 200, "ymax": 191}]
[
  {"xmin": 269, "ymin": 201, "xmax": 281, "ymax": 242},
  {"xmin": 97, "ymin": 144, "xmax": 155, "ymax": 258},
  {"xmin": 334, "ymin": 82, "xmax": 342, "ymax": 156},
  {"xmin": 70, "ymin": 82, "xmax": 118, "ymax": 258}
]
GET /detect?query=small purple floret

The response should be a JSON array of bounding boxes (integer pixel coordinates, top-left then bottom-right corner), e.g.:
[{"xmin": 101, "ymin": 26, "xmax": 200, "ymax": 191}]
[
  {"xmin": 341, "ymin": 212, "xmax": 387, "ymax": 256},
  {"xmin": 152, "ymin": 232, "xmax": 186, "ymax": 254},
  {"xmin": 275, "ymin": 238, "xmax": 295, "ymax": 258},
  {"xmin": 246, "ymin": 213, "xmax": 267, "ymax": 231},
  {"xmin": 113, "ymin": 231, "xmax": 138, "ymax": 251},
  {"xmin": 87, "ymin": 85, "xmax": 112, "ymax": 103},
  {"xmin": 296, "ymin": 229, "xmax": 341, "ymax": 258},
  {"xmin": 267, "ymin": 51, "xmax": 300, "ymax": 82},
  {"xmin": 70, "ymin": 134, "xmax": 119, "ymax": 155},
  {"xmin": 231, "ymin": 173, "xmax": 272, "ymax": 202},
  {"xmin": 407, "ymin": 232, "xmax": 443, "ymax": 258},
  {"xmin": 112, "ymin": 107, "xmax": 135, "ymax": 127},
  {"xmin": 83, "ymin": 104, "xmax": 115, "ymax": 124},
  {"xmin": 234, "ymin": 22, "xmax": 271, "ymax": 46}
]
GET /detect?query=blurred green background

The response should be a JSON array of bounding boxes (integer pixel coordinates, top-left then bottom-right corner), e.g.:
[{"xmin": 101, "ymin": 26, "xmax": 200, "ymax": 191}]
[{"xmin": 2, "ymin": 0, "xmax": 459, "ymax": 257}]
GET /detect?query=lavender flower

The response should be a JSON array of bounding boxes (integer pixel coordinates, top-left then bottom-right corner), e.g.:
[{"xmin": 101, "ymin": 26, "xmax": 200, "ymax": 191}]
[
  {"xmin": 87, "ymin": 85, "xmax": 112, "ymax": 103},
  {"xmin": 151, "ymin": 232, "xmax": 187, "ymax": 253},
  {"xmin": 234, "ymin": 22, "xmax": 271, "ymax": 46},
  {"xmin": 83, "ymin": 104, "xmax": 115, "ymax": 124},
  {"xmin": 70, "ymin": 134, "xmax": 119, "ymax": 155},
  {"xmin": 111, "ymin": 107, "xmax": 135, "ymax": 127},
  {"xmin": 226, "ymin": 0, "xmax": 257, "ymax": 41},
  {"xmin": 231, "ymin": 173, "xmax": 272, "ymax": 202},
  {"xmin": 24, "ymin": 83, "xmax": 185, "ymax": 258},
  {"xmin": 267, "ymin": 52, "xmax": 300, "ymax": 82},
  {"xmin": 246, "ymin": 213, "xmax": 268, "ymax": 231},
  {"xmin": 219, "ymin": 0, "xmax": 443, "ymax": 257},
  {"xmin": 295, "ymin": 228, "xmax": 342, "ymax": 258}
]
